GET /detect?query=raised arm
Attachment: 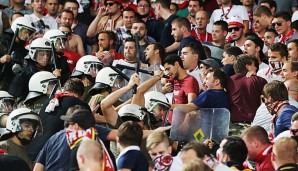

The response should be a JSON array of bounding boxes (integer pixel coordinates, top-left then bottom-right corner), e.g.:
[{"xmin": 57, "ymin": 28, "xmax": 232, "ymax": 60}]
[
  {"xmin": 101, "ymin": 73, "xmax": 140, "ymax": 126},
  {"xmin": 132, "ymin": 70, "xmax": 163, "ymax": 107},
  {"xmin": 86, "ymin": 7, "xmax": 106, "ymax": 37}
]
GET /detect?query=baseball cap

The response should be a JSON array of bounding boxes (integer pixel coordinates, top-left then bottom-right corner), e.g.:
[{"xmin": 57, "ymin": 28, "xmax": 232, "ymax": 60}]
[
  {"xmin": 60, "ymin": 109, "xmax": 95, "ymax": 129},
  {"xmin": 246, "ymin": 33, "xmax": 264, "ymax": 50},
  {"xmin": 200, "ymin": 58, "xmax": 220, "ymax": 70},
  {"xmin": 228, "ymin": 16, "xmax": 244, "ymax": 27}
]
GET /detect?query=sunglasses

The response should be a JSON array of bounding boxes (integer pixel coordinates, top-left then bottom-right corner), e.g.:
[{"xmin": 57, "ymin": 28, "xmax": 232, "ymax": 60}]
[
  {"xmin": 228, "ymin": 27, "xmax": 241, "ymax": 32},
  {"xmin": 272, "ymin": 21, "xmax": 285, "ymax": 27},
  {"xmin": 291, "ymin": 128, "xmax": 298, "ymax": 135},
  {"xmin": 105, "ymin": 2, "xmax": 115, "ymax": 6}
]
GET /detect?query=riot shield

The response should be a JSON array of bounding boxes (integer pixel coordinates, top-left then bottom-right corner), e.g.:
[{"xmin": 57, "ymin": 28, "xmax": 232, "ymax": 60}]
[{"xmin": 170, "ymin": 108, "xmax": 230, "ymax": 143}]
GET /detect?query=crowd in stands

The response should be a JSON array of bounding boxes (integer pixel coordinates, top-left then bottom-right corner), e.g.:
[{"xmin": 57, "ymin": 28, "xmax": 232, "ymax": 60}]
[{"xmin": 0, "ymin": 0, "xmax": 298, "ymax": 170}]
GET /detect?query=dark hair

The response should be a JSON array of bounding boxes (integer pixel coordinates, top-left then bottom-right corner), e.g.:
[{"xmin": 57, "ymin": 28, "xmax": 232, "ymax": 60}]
[
  {"xmin": 253, "ymin": 5, "xmax": 272, "ymax": 17},
  {"xmin": 224, "ymin": 46, "xmax": 243, "ymax": 57},
  {"xmin": 152, "ymin": 42, "xmax": 166, "ymax": 61},
  {"xmin": 63, "ymin": 78, "xmax": 85, "ymax": 97},
  {"xmin": 263, "ymin": 80, "xmax": 288, "ymax": 101},
  {"xmin": 58, "ymin": 9, "xmax": 74, "ymax": 19},
  {"xmin": 288, "ymin": 39, "xmax": 298, "ymax": 49},
  {"xmin": 122, "ymin": 7, "xmax": 136, "ymax": 16},
  {"xmin": 268, "ymin": 43, "xmax": 288, "ymax": 58},
  {"xmin": 124, "ymin": 37, "xmax": 136, "ymax": 44},
  {"xmin": 156, "ymin": 0, "xmax": 171, "ymax": 9},
  {"xmin": 260, "ymin": 0, "xmax": 277, "ymax": 11},
  {"xmin": 265, "ymin": 28, "xmax": 278, "ymax": 36},
  {"xmin": 118, "ymin": 121, "xmax": 143, "ymax": 146},
  {"xmin": 189, "ymin": 0, "xmax": 204, "ymax": 7},
  {"xmin": 273, "ymin": 11, "xmax": 291, "ymax": 21},
  {"xmin": 222, "ymin": 136, "xmax": 248, "ymax": 164},
  {"xmin": 133, "ymin": 18, "xmax": 146, "ymax": 26},
  {"xmin": 233, "ymin": 54, "xmax": 255, "ymax": 74},
  {"xmin": 213, "ymin": 69, "xmax": 228, "ymax": 89},
  {"xmin": 172, "ymin": 17, "xmax": 191, "ymax": 32},
  {"xmin": 98, "ymin": 30, "xmax": 117, "ymax": 46},
  {"xmin": 64, "ymin": 0, "xmax": 79, "ymax": 8},
  {"xmin": 202, "ymin": 45, "xmax": 211, "ymax": 58},
  {"xmin": 213, "ymin": 20, "xmax": 228, "ymax": 32},
  {"xmin": 242, "ymin": 126, "xmax": 270, "ymax": 145},
  {"xmin": 162, "ymin": 54, "xmax": 184, "ymax": 69},
  {"xmin": 170, "ymin": 2, "xmax": 179, "ymax": 11},
  {"xmin": 182, "ymin": 141, "xmax": 212, "ymax": 158}
]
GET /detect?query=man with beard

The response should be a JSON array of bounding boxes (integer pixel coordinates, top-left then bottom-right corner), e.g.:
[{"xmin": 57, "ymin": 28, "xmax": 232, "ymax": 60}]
[
  {"xmin": 95, "ymin": 30, "xmax": 124, "ymax": 65},
  {"xmin": 87, "ymin": 0, "xmax": 123, "ymax": 37},
  {"xmin": 228, "ymin": 16, "xmax": 246, "ymax": 50},
  {"xmin": 62, "ymin": 1, "xmax": 98, "ymax": 55},
  {"xmin": 0, "ymin": 108, "xmax": 42, "ymax": 169},
  {"xmin": 46, "ymin": 0, "xmax": 59, "ymax": 19},
  {"xmin": 187, "ymin": 0, "xmax": 203, "ymax": 30},
  {"xmin": 162, "ymin": 54, "xmax": 199, "ymax": 124},
  {"xmin": 118, "ymin": 19, "xmax": 152, "ymax": 63},
  {"xmin": 257, "ymin": 43, "xmax": 287, "ymax": 83},
  {"xmin": 137, "ymin": 0, "xmax": 164, "ymax": 42},
  {"xmin": 171, "ymin": 17, "xmax": 206, "ymax": 59}
]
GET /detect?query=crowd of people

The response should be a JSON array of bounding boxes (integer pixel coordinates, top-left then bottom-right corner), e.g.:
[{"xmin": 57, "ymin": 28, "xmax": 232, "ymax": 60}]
[{"xmin": 0, "ymin": 0, "xmax": 298, "ymax": 170}]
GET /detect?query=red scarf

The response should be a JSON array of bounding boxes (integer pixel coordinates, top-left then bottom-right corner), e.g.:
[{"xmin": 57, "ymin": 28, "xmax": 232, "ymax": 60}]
[
  {"xmin": 279, "ymin": 29, "xmax": 294, "ymax": 44},
  {"xmin": 66, "ymin": 128, "xmax": 115, "ymax": 171}
]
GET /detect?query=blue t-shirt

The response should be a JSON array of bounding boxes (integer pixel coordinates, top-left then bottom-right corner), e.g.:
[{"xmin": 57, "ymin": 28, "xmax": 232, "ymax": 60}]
[
  {"xmin": 192, "ymin": 89, "xmax": 229, "ymax": 109},
  {"xmin": 275, "ymin": 105, "xmax": 298, "ymax": 137},
  {"xmin": 117, "ymin": 150, "xmax": 149, "ymax": 171},
  {"xmin": 36, "ymin": 125, "xmax": 112, "ymax": 171}
]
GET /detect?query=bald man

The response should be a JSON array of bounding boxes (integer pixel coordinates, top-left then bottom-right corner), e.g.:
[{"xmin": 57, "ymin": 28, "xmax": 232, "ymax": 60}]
[
  {"xmin": 285, "ymin": 79, "xmax": 298, "ymax": 102},
  {"xmin": 271, "ymin": 137, "xmax": 298, "ymax": 171},
  {"xmin": 77, "ymin": 139, "xmax": 103, "ymax": 171},
  {"xmin": 191, "ymin": 11, "xmax": 212, "ymax": 42}
]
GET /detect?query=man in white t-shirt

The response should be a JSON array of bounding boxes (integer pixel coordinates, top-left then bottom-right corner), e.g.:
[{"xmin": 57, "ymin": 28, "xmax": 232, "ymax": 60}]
[
  {"xmin": 207, "ymin": 0, "xmax": 249, "ymax": 33},
  {"xmin": 25, "ymin": 0, "xmax": 58, "ymax": 34}
]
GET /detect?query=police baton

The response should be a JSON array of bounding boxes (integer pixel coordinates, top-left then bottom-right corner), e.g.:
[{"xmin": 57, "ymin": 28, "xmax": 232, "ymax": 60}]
[
  {"xmin": 133, "ymin": 33, "xmax": 140, "ymax": 94},
  {"xmin": 0, "ymin": 28, "xmax": 19, "ymax": 78},
  {"xmin": 115, "ymin": 64, "xmax": 170, "ymax": 79},
  {"xmin": 50, "ymin": 41, "xmax": 62, "ymax": 91}
]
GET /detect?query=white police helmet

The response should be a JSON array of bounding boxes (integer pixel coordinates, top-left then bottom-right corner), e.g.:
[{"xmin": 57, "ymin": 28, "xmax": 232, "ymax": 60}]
[
  {"xmin": 43, "ymin": 29, "xmax": 67, "ymax": 49},
  {"xmin": 88, "ymin": 67, "xmax": 122, "ymax": 95},
  {"xmin": 118, "ymin": 104, "xmax": 145, "ymax": 121},
  {"xmin": 11, "ymin": 16, "xmax": 36, "ymax": 34},
  {"xmin": 144, "ymin": 91, "xmax": 170, "ymax": 112},
  {"xmin": 71, "ymin": 55, "xmax": 103, "ymax": 77},
  {"xmin": 24, "ymin": 71, "xmax": 57, "ymax": 103},
  {"xmin": 0, "ymin": 108, "xmax": 42, "ymax": 141},
  {"xmin": 29, "ymin": 38, "xmax": 52, "ymax": 61},
  {"xmin": 0, "ymin": 91, "xmax": 16, "ymax": 114}
]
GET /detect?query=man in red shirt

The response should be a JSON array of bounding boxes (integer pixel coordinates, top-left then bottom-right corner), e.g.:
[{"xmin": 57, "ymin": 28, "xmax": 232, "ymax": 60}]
[
  {"xmin": 241, "ymin": 126, "xmax": 274, "ymax": 171},
  {"xmin": 162, "ymin": 54, "xmax": 199, "ymax": 124}
]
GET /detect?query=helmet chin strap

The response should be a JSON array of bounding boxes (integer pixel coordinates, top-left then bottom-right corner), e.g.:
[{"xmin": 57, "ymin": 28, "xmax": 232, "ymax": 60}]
[{"xmin": 16, "ymin": 134, "xmax": 32, "ymax": 145}]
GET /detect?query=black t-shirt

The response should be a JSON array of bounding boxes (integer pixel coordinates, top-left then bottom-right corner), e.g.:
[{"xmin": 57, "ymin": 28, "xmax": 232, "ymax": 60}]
[
  {"xmin": 160, "ymin": 15, "xmax": 178, "ymax": 51},
  {"xmin": 0, "ymin": 155, "xmax": 31, "ymax": 171}
]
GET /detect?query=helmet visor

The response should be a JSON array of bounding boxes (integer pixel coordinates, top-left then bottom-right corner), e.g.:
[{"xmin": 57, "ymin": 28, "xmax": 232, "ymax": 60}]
[
  {"xmin": 0, "ymin": 97, "xmax": 16, "ymax": 113},
  {"xmin": 34, "ymin": 49, "xmax": 52, "ymax": 66},
  {"xmin": 55, "ymin": 37, "xmax": 67, "ymax": 51},
  {"xmin": 18, "ymin": 27, "xmax": 35, "ymax": 41},
  {"xmin": 87, "ymin": 62, "xmax": 103, "ymax": 77}
]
